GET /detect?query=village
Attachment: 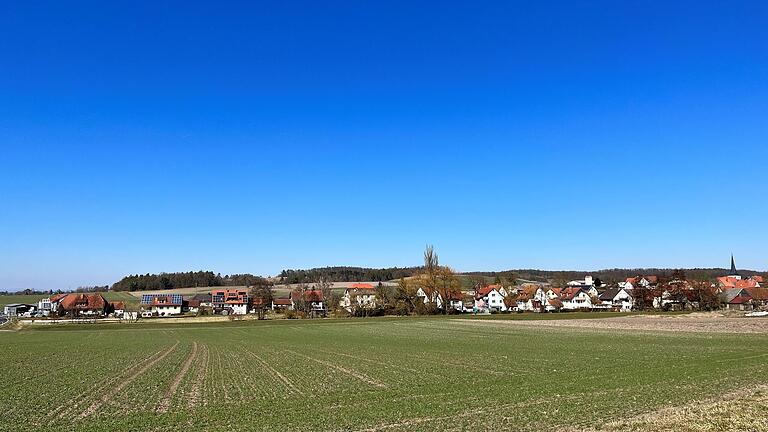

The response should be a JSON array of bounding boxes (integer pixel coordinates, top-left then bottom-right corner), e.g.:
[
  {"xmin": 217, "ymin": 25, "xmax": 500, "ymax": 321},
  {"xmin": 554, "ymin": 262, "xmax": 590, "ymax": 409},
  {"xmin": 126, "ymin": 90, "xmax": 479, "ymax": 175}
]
[{"xmin": 4, "ymin": 256, "xmax": 766, "ymax": 322}]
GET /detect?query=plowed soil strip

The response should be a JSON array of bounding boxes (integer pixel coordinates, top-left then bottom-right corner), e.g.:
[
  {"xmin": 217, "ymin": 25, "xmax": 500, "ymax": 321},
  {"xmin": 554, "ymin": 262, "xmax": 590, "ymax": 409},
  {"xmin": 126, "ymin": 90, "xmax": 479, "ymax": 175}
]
[
  {"xmin": 245, "ymin": 348, "xmax": 304, "ymax": 396},
  {"xmin": 157, "ymin": 342, "xmax": 198, "ymax": 413},
  {"xmin": 284, "ymin": 349, "xmax": 387, "ymax": 389},
  {"xmin": 76, "ymin": 341, "xmax": 179, "ymax": 420}
]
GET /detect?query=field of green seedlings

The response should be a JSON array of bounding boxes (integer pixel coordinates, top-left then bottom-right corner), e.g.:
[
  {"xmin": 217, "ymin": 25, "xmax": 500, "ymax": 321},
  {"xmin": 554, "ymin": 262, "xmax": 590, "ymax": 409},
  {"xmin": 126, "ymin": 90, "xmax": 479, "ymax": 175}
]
[{"xmin": 2, "ymin": 316, "xmax": 767, "ymax": 431}]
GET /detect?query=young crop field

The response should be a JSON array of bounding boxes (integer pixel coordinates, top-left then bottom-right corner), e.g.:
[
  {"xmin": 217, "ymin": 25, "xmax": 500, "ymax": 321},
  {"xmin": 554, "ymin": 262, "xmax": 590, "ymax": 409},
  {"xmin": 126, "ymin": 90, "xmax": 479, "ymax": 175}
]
[{"xmin": 1, "ymin": 316, "xmax": 767, "ymax": 431}]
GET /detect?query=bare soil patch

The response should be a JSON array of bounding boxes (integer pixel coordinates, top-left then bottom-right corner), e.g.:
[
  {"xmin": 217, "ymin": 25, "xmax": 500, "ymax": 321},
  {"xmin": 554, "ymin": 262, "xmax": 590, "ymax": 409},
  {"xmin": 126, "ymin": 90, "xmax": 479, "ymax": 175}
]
[{"xmin": 454, "ymin": 314, "xmax": 768, "ymax": 334}]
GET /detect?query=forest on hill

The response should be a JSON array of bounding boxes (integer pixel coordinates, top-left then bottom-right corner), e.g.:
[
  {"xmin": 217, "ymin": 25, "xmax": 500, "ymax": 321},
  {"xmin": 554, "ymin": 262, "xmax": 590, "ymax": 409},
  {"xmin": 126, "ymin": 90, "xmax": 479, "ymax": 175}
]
[
  {"xmin": 278, "ymin": 267, "xmax": 421, "ymax": 284},
  {"xmin": 111, "ymin": 271, "xmax": 269, "ymax": 291}
]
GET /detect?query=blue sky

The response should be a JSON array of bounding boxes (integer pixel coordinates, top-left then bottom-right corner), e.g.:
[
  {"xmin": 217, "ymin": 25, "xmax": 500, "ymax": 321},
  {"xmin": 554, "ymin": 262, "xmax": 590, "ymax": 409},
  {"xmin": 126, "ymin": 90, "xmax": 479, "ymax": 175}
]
[{"xmin": 1, "ymin": 1, "xmax": 767, "ymax": 290}]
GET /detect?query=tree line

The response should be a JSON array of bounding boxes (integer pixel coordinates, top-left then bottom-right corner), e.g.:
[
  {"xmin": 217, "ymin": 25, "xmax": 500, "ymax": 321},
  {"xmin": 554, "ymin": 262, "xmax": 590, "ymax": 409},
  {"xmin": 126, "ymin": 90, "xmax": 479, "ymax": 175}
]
[
  {"xmin": 111, "ymin": 271, "xmax": 269, "ymax": 291},
  {"xmin": 279, "ymin": 266, "xmax": 421, "ymax": 284}
]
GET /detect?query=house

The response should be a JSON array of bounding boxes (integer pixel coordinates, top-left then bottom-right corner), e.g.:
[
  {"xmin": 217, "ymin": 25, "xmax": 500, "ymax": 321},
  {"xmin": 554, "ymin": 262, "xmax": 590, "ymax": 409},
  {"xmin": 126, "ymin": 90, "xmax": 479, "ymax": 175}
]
[
  {"xmin": 598, "ymin": 288, "xmax": 634, "ymax": 311},
  {"xmin": 58, "ymin": 293, "xmax": 109, "ymax": 317},
  {"xmin": 416, "ymin": 287, "xmax": 444, "ymax": 309},
  {"xmin": 560, "ymin": 287, "xmax": 593, "ymax": 310},
  {"xmin": 515, "ymin": 285, "xmax": 540, "ymax": 311},
  {"xmin": 184, "ymin": 299, "xmax": 200, "ymax": 314},
  {"xmin": 189, "ymin": 293, "xmax": 213, "ymax": 308},
  {"xmin": 473, "ymin": 285, "xmax": 508, "ymax": 312},
  {"xmin": 211, "ymin": 289, "xmax": 250, "ymax": 315},
  {"xmin": 620, "ymin": 275, "xmax": 659, "ymax": 290},
  {"xmin": 140, "ymin": 294, "xmax": 183, "ymax": 316},
  {"xmin": 272, "ymin": 296, "xmax": 294, "ymax": 311},
  {"xmin": 566, "ymin": 276, "xmax": 600, "ymax": 297},
  {"xmin": 446, "ymin": 290, "xmax": 465, "ymax": 312},
  {"xmin": 722, "ymin": 287, "xmax": 768, "ymax": 311},
  {"xmin": 109, "ymin": 301, "xmax": 126, "ymax": 317},
  {"xmin": 340, "ymin": 283, "xmax": 378, "ymax": 312},
  {"xmin": 46, "ymin": 293, "xmax": 69, "ymax": 314},
  {"xmin": 291, "ymin": 289, "xmax": 325, "ymax": 316}
]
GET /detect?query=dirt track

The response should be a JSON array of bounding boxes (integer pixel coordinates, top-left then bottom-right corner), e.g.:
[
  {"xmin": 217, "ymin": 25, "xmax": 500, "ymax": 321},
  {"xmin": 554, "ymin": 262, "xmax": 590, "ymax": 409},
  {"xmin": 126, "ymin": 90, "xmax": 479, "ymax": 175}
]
[{"xmin": 456, "ymin": 313, "xmax": 768, "ymax": 334}]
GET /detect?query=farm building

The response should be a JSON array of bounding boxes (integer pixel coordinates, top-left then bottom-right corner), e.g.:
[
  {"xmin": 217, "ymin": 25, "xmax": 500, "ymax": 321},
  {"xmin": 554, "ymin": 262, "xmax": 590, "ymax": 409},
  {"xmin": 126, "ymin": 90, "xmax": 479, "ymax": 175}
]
[
  {"xmin": 211, "ymin": 289, "xmax": 250, "ymax": 315},
  {"xmin": 57, "ymin": 293, "xmax": 109, "ymax": 317},
  {"xmin": 2, "ymin": 303, "xmax": 36, "ymax": 316},
  {"xmin": 721, "ymin": 288, "xmax": 768, "ymax": 311},
  {"xmin": 140, "ymin": 294, "xmax": 183, "ymax": 316}
]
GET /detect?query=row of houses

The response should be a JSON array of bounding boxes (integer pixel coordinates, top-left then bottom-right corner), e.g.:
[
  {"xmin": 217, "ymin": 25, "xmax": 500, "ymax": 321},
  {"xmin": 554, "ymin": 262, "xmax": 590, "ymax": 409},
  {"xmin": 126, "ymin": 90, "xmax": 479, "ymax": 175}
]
[{"xmin": 3, "ymin": 293, "xmax": 126, "ymax": 318}]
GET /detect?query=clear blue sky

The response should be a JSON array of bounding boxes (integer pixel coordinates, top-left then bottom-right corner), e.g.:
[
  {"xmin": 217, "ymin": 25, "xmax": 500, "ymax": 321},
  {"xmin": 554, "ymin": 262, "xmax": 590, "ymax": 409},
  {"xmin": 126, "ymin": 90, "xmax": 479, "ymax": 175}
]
[{"xmin": 1, "ymin": 1, "xmax": 767, "ymax": 290}]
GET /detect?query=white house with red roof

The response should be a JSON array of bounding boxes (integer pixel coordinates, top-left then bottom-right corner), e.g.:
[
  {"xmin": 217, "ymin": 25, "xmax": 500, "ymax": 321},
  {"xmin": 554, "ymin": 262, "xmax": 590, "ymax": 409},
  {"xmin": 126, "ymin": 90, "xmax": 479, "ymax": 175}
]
[
  {"xmin": 340, "ymin": 283, "xmax": 378, "ymax": 312},
  {"xmin": 141, "ymin": 294, "xmax": 184, "ymax": 316},
  {"xmin": 473, "ymin": 284, "xmax": 508, "ymax": 312},
  {"xmin": 560, "ymin": 287, "xmax": 594, "ymax": 310}
]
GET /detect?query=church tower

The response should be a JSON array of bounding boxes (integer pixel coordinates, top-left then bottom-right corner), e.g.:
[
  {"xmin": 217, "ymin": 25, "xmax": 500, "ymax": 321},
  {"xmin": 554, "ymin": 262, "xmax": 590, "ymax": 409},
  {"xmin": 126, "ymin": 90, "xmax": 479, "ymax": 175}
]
[{"xmin": 728, "ymin": 254, "xmax": 741, "ymax": 280}]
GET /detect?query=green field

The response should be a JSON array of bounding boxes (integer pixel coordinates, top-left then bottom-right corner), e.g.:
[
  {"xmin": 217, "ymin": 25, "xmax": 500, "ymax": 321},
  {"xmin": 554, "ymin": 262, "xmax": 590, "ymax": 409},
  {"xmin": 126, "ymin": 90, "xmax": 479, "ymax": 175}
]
[{"xmin": 2, "ymin": 316, "xmax": 766, "ymax": 431}]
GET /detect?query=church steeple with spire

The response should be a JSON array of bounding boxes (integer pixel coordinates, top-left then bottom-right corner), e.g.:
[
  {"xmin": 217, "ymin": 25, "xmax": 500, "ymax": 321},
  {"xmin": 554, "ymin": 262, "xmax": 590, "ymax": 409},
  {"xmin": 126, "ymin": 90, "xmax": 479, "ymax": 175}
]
[{"xmin": 728, "ymin": 254, "xmax": 741, "ymax": 279}]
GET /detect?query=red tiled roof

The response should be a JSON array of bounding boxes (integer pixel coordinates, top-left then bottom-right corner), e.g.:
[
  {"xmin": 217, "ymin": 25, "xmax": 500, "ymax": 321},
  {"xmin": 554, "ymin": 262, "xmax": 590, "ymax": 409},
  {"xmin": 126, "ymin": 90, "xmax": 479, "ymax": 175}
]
[
  {"xmin": 50, "ymin": 293, "xmax": 67, "ymax": 303},
  {"xmin": 273, "ymin": 298, "xmax": 293, "ymax": 306},
  {"xmin": 59, "ymin": 293, "xmax": 107, "ymax": 312},
  {"xmin": 560, "ymin": 287, "xmax": 585, "ymax": 301},
  {"xmin": 350, "ymin": 283, "xmax": 375, "ymax": 289},
  {"xmin": 447, "ymin": 290, "xmax": 463, "ymax": 301},
  {"xmin": 753, "ymin": 276, "xmax": 764, "ymax": 283},
  {"xmin": 729, "ymin": 295, "xmax": 752, "ymax": 304},
  {"xmin": 745, "ymin": 288, "xmax": 768, "ymax": 301},
  {"xmin": 110, "ymin": 301, "xmax": 125, "ymax": 310},
  {"xmin": 475, "ymin": 285, "xmax": 503, "ymax": 299},
  {"xmin": 212, "ymin": 289, "xmax": 249, "ymax": 304},
  {"xmin": 251, "ymin": 298, "xmax": 268, "ymax": 306},
  {"xmin": 292, "ymin": 289, "xmax": 324, "ymax": 302}
]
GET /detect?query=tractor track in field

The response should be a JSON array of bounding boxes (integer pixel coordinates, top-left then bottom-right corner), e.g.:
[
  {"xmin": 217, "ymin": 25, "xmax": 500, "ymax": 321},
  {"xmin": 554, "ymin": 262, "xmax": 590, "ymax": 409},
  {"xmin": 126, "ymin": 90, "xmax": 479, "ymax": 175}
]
[
  {"xmin": 244, "ymin": 348, "xmax": 305, "ymax": 396},
  {"xmin": 157, "ymin": 342, "xmax": 198, "ymax": 413},
  {"xmin": 316, "ymin": 348, "xmax": 443, "ymax": 380},
  {"xmin": 41, "ymin": 347, "xmax": 167, "ymax": 422},
  {"xmin": 284, "ymin": 349, "xmax": 387, "ymax": 389},
  {"xmin": 76, "ymin": 341, "xmax": 179, "ymax": 420},
  {"xmin": 187, "ymin": 343, "xmax": 209, "ymax": 408}
]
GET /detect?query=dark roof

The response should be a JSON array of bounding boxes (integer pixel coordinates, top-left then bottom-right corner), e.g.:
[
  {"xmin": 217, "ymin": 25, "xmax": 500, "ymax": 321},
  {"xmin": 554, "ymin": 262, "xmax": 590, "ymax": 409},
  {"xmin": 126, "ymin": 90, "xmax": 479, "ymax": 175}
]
[
  {"xmin": 598, "ymin": 288, "xmax": 620, "ymax": 301},
  {"xmin": 191, "ymin": 293, "xmax": 212, "ymax": 302},
  {"xmin": 140, "ymin": 294, "xmax": 183, "ymax": 306}
]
